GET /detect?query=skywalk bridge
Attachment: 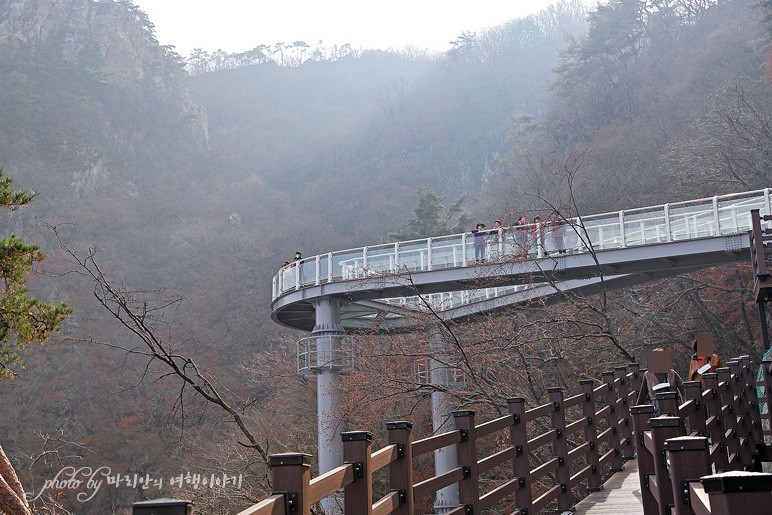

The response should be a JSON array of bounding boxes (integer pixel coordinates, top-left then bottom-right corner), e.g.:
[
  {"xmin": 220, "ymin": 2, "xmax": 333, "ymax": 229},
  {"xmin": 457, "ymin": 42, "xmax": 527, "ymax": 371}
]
[
  {"xmin": 272, "ymin": 189, "xmax": 771, "ymax": 332},
  {"xmin": 266, "ymin": 188, "xmax": 771, "ymax": 514}
]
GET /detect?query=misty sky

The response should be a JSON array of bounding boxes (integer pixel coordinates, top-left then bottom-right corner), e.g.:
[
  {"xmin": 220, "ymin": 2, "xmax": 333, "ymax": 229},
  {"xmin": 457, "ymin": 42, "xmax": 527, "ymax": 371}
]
[{"xmin": 132, "ymin": 0, "xmax": 579, "ymax": 56}]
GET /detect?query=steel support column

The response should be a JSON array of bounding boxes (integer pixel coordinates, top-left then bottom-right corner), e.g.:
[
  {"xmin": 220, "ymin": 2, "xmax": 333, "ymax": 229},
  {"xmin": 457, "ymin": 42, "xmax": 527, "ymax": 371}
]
[
  {"xmin": 312, "ymin": 297, "xmax": 345, "ymax": 513},
  {"xmin": 430, "ymin": 331, "xmax": 460, "ymax": 513}
]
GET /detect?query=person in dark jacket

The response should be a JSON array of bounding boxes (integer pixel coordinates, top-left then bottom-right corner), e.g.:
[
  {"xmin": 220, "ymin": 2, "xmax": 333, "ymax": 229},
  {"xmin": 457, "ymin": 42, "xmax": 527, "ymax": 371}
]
[
  {"xmin": 471, "ymin": 223, "xmax": 488, "ymax": 263},
  {"xmin": 637, "ymin": 348, "xmax": 684, "ymax": 415}
]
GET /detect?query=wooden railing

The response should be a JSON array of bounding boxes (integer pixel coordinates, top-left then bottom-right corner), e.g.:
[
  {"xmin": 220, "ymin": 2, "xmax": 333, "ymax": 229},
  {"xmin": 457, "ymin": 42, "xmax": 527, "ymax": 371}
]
[
  {"xmin": 631, "ymin": 355, "xmax": 772, "ymax": 515},
  {"xmin": 237, "ymin": 363, "xmax": 644, "ymax": 515}
]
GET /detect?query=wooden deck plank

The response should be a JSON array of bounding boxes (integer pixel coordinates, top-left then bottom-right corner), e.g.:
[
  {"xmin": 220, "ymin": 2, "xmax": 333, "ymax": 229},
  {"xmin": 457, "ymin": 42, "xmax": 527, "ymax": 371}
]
[{"xmin": 572, "ymin": 462, "xmax": 643, "ymax": 514}]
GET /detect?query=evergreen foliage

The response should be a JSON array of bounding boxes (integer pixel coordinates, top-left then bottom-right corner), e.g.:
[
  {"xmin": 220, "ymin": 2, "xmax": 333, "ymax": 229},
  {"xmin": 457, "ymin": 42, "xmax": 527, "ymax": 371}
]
[
  {"xmin": 0, "ymin": 169, "xmax": 71, "ymax": 379},
  {"xmin": 388, "ymin": 188, "xmax": 471, "ymax": 240}
]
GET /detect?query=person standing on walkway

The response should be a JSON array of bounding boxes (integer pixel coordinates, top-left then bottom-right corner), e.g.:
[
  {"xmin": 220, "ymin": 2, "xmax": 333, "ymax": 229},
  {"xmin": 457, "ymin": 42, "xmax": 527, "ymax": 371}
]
[
  {"xmin": 514, "ymin": 216, "xmax": 529, "ymax": 257},
  {"xmin": 637, "ymin": 347, "xmax": 684, "ymax": 415},
  {"xmin": 687, "ymin": 333, "xmax": 724, "ymax": 382},
  {"xmin": 549, "ymin": 211, "xmax": 567, "ymax": 254},
  {"xmin": 471, "ymin": 223, "xmax": 488, "ymax": 263},
  {"xmin": 294, "ymin": 250, "xmax": 305, "ymax": 283}
]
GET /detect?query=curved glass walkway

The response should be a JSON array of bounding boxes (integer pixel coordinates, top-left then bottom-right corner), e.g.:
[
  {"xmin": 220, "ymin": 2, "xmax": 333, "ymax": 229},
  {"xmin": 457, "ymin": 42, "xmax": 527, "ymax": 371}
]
[{"xmin": 272, "ymin": 189, "xmax": 771, "ymax": 332}]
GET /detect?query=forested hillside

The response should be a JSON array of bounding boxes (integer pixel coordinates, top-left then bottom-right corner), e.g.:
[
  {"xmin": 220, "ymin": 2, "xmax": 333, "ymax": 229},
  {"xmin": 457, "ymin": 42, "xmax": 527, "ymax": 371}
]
[{"xmin": 0, "ymin": 0, "xmax": 769, "ymax": 513}]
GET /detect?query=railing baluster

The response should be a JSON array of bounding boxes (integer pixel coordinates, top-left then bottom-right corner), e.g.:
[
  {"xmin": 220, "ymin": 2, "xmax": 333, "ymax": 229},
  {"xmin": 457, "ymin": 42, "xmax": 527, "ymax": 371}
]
[
  {"xmin": 718, "ymin": 367, "xmax": 741, "ymax": 469},
  {"xmin": 650, "ymin": 416, "xmax": 681, "ymax": 515},
  {"xmin": 603, "ymin": 371, "xmax": 624, "ymax": 472},
  {"xmin": 549, "ymin": 387, "xmax": 572, "ymax": 511},
  {"xmin": 728, "ymin": 361, "xmax": 753, "ymax": 468},
  {"xmin": 683, "ymin": 381, "xmax": 705, "ymax": 437},
  {"xmin": 655, "ymin": 391, "xmax": 680, "ymax": 418},
  {"xmin": 387, "ymin": 421, "xmax": 414, "ymax": 515},
  {"xmin": 739, "ymin": 357, "xmax": 763, "ymax": 462},
  {"xmin": 269, "ymin": 453, "xmax": 312, "ymax": 515},
  {"xmin": 454, "ymin": 411, "xmax": 480, "ymax": 514},
  {"xmin": 581, "ymin": 380, "xmax": 602, "ymax": 493},
  {"xmin": 615, "ymin": 365, "xmax": 635, "ymax": 460},
  {"xmin": 508, "ymin": 398, "xmax": 532, "ymax": 510},
  {"xmin": 666, "ymin": 436, "xmax": 711, "ymax": 515},
  {"xmin": 342, "ymin": 431, "xmax": 373, "ymax": 515},
  {"xmin": 702, "ymin": 373, "xmax": 729, "ymax": 472},
  {"xmin": 631, "ymin": 405, "xmax": 658, "ymax": 515}
]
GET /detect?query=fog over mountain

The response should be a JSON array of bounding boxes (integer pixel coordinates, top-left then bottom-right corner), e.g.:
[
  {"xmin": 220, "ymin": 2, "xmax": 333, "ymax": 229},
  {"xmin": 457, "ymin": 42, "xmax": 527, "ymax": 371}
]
[{"xmin": 0, "ymin": 0, "xmax": 769, "ymax": 512}]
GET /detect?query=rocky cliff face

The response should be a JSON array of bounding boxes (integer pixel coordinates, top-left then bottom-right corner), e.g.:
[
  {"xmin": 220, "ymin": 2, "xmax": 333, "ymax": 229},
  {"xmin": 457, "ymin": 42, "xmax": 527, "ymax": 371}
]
[
  {"xmin": 0, "ymin": 0, "xmax": 169, "ymax": 84},
  {"xmin": 0, "ymin": 0, "xmax": 209, "ymax": 198}
]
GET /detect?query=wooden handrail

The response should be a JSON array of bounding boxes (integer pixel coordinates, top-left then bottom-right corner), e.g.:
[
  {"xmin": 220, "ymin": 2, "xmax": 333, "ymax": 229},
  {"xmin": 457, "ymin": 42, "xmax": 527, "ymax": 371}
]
[
  {"xmin": 308, "ymin": 463, "xmax": 354, "ymax": 504},
  {"xmin": 631, "ymin": 355, "xmax": 772, "ymax": 515},
  {"xmin": 412, "ymin": 429, "xmax": 460, "ymax": 457},
  {"xmin": 239, "ymin": 364, "xmax": 662, "ymax": 514},
  {"xmin": 235, "ymin": 494, "xmax": 285, "ymax": 515}
]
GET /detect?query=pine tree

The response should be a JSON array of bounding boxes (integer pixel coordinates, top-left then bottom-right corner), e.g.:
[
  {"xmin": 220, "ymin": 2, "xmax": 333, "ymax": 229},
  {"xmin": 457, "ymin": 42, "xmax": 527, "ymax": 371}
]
[{"xmin": 0, "ymin": 168, "xmax": 71, "ymax": 515}]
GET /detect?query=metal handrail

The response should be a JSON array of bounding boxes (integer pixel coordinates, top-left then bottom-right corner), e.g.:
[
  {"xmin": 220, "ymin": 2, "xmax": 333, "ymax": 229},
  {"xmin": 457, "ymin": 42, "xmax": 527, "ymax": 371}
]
[{"xmin": 272, "ymin": 189, "xmax": 771, "ymax": 301}]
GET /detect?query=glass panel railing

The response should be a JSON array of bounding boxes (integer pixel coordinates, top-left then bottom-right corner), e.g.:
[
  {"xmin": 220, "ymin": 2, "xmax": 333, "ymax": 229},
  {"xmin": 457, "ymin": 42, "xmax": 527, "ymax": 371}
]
[
  {"xmin": 622, "ymin": 208, "xmax": 667, "ymax": 246},
  {"xmin": 431, "ymin": 235, "xmax": 464, "ymax": 269},
  {"xmin": 718, "ymin": 194, "xmax": 765, "ymax": 235},
  {"xmin": 366, "ymin": 243, "xmax": 398, "ymax": 275},
  {"xmin": 397, "ymin": 239, "xmax": 430, "ymax": 272},
  {"xmin": 668, "ymin": 201, "xmax": 716, "ymax": 240},
  {"xmin": 279, "ymin": 266, "xmax": 296, "ymax": 292},
  {"xmin": 580, "ymin": 217, "xmax": 622, "ymax": 251},
  {"xmin": 271, "ymin": 189, "xmax": 772, "ymax": 301},
  {"xmin": 332, "ymin": 250, "xmax": 365, "ymax": 280},
  {"xmin": 296, "ymin": 260, "xmax": 314, "ymax": 287},
  {"xmin": 318, "ymin": 254, "xmax": 330, "ymax": 283}
]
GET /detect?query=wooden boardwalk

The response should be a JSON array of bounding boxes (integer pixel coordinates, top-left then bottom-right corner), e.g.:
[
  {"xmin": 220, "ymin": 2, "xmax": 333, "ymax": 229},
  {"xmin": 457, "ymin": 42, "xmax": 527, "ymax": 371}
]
[{"xmin": 572, "ymin": 462, "xmax": 643, "ymax": 514}]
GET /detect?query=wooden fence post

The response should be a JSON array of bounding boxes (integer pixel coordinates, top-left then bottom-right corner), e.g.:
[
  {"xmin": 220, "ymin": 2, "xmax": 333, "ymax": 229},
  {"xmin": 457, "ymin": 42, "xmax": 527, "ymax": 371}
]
[
  {"xmin": 739, "ymin": 356, "xmax": 763, "ymax": 461},
  {"xmin": 650, "ymin": 416, "xmax": 682, "ymax": 515},
  {"xmin": 269, "ymin": 453, "xmax": 312, "ymax": 515},
  {"xmin": 602, "ymin": 371, "xmax": 624, "ymax": 472},
  {"xmin": 631, "ymin": 405, "xmax": 658, "ymax": 515},
  {"xmin": 666, "ymin": 436, "xmax": 711, "ymax": 515},
  {"xmin": 762, "ymin": 359, "xmax": 772, "ymax": 442},
  {"xmin": 717, "ymin": 367, "xmax": 741, "ymax": 469},
  {"xmin": 655, "ymin": 391, "xmax": 680, "ymax": 418},
  {"xmin": 454, "ymin": 410, "xmax": 480, "ymax": 514},
  {"xmin": 702, "ymin": 372, "xmax": 729, "ymax": 471},
  {"xmin": 387, "ymin": 421, "xmax": 414, "ymax": 515},
  {"xmin": 549, "ymin": 387, "xmax": 572, "ymax": 511},
  {"xmin": 683, "ymin": 381, "xmax": 705, "ymax": 437},
  {"xmin": 728, "ymin": 361, "xmax": 753, "ymax": 468},
  {"xmin": 701, "ymin": 471, "xmax": 772, "ymax": 515},
  {"xmin": 628, "ymin": 363, "xmax": 642, "ymax": 397},
  {"xmin": 507, "ymin": 398, "xmax": 532, "ymax": 511},
  {"xmin": 614, "ymin": 365, "xmax": 635, "ymax": 461},
  {"xmin": 342, "ymin": 431, "xmax": 373, "ymax": 515},
  {"xmin": 580, "ymin": 380, "xmax": 602, "ymax": 493}
]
